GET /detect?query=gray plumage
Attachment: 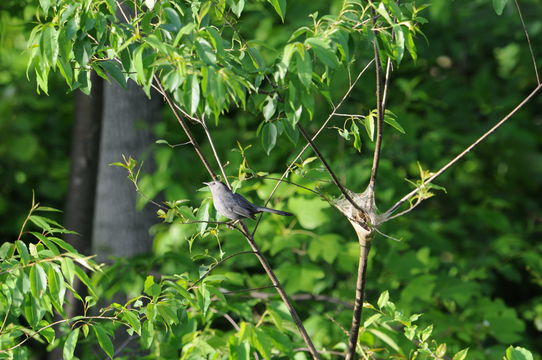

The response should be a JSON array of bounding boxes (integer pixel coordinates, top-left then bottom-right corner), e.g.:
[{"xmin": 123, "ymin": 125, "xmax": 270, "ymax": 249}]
[{"xmin": 204, "ymin": 181, "xmax": 293, "ymax": 220}]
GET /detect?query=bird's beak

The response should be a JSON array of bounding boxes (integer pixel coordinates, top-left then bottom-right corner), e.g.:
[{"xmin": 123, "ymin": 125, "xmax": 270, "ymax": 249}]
[{"xmin": 203, "ymin": 182, "xmax": 211, "ymax": 185}]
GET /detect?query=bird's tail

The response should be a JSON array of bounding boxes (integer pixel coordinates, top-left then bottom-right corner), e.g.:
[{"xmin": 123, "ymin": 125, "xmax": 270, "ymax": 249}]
[{"xmin": 257, "ymin": 207, "xmax": 294, "ymax": 216}]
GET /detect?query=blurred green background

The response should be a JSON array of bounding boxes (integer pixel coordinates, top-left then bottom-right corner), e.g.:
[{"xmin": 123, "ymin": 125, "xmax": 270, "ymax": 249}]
[{"xmin": 1, "ymin": 0, "xmax": 541, "ymax": 358}]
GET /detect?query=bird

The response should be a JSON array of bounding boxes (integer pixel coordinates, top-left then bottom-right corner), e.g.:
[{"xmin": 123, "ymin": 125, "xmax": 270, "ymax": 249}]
[{"xmin": 204, "ymin": 181, "xmax": 294, "ymax": 221}]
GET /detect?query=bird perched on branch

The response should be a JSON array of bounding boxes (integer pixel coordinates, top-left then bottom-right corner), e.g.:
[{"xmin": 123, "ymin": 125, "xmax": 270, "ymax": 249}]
[{"xmin": 204, "ymin": 181, "xmax": 293, "ymax": 221}]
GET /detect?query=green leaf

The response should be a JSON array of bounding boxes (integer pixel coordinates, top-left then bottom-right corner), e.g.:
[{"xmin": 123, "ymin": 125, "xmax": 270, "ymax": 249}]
[
  {"xmin": 141, "ymin": 320, "xmax": 154, "ymax": 349},
  {"xmin": 63, "ymin": 327, "xmax": 79, "ymax": 360},
  {"xmin": 452, "ymin": 348, "xmax": 469, "ymax": 360},
  {"xmin": 377, "ymin": 290, "xmax": 389, "ymax": 308},
  {"xmin": 280, "ymin": 118, "xmax": 298, "ymax": 144},
  {"xmin": 196, "ymin": 199, "xmax": 211, "ymax": 234},
  {"xmin": 195, "ymin": 38, "xmax": 217, "ymax": 65},
  {"xmin": 144, "ymin": 0, "xmax": 156, "ymax": 9},
  {"xmin": 30, "ymin": 263, "xmax": 48, "ymax": 298},
  {"xmin": 98, "ymin": 61, "xmax": 127, "ymax": 89},
  {"xmin": 505, "ymin": 346, "xmax": 533, "ymax": 360},
  {"xmin": 305, "ymin": 38, "xmax": 339, "ymax": 69},
  {"xmin": 261, "ymin": 122, "xmax": 277, "ymax": 155},
  {"xmin": 405, "ymin": 30, "xmax": 417, "ymax": 61},
  {"xmin": 375, "ymin": 2, "xmax": 393, "ymax": 24},
  {"xmin": 492, "ymin": 0, "xmax": 508, "ymax": 15},
  {"xmin": 262, "ymin": 95, "xmax": 277, "ymax": 121},
  {"xmin": 39, "ymin": 0, "xmax": 51, "ymax": 13},
  {"xmin": 393, "ymin": 25, "xmax": 405, "ymax": 64},
  {"xmin": 295, "ymin": 49, "xmax": 312, "ymax": 88},
  {"xmin": 308, "ymin": 234, "xmax": 341, "ymax": 263},
  {"xmin": 143, "ymin": 275, "xmax": 162, "ymax": 299},
  {"xmin": 48, "ymin": 265, "xmax": 66, "ymax": 313},
  {"xmin": 267, "ymin": 0, "xmax": 286, "ymax": 22},
  {"xmin": 16, "ymin": 240, "xmax": 30, "ymax": 265},
  {"xmin": 384, "ymin": 111, "xmax": 405, "ymax": 133},
  {"xmin": 288, "ymin": 197, "xmax": 328, "ymax": 229},
  {"xmin": 49, "ymin": 237, "xmax": 77, "ymax": 253},
  {"xmin": 74, "ymin": 266, "xmax": 96, "ymax": 297},
  {"xmin": 122, "ymin": 311, "xmax": 142, "ymax": 335},
  {"xmin": 93, "ymin": 326, "xmax": 114, "ymax": 359},
  {"xmin": 60, "ymin": 257, "xmax": 76, "ymax": 284},
  {"xmin": 420, "ymin": 324, "xmax": 433, "ymax": 342},
  {"xmin": 134, "ymin": 45, "xmax": 147, "ymax": 85},
  {"xmin": 189, "ymin": 75, "xmax": 200, "ymax": 115},
  {"xmin": 363, "ymin": 113, "xmax": 375, "ymax": 141},
  {"xmin": 157, "ymin": 302, "xmax": 179, "ymax": 325},
  {"xmin": 228, "ymin": 0, "xmax": 245, "ymax": 17},
  {"xmin": 40, "ymin": 26, "xmax": 59, "ymax": 67},
  {"xmin": 164, "ymin": 7, "xmax": 182, "ymax": 31}
]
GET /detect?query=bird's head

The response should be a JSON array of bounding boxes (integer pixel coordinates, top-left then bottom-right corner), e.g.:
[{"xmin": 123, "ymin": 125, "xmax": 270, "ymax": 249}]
[{"xmin": 203, "ymin": 180, "xmax": 227, "ymax": 193}]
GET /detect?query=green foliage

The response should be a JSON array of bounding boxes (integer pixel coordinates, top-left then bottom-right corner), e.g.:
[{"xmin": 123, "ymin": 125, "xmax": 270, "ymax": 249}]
[{"xmin": 2, "ymin": 0, "xmax": 542, "ymax": 359}]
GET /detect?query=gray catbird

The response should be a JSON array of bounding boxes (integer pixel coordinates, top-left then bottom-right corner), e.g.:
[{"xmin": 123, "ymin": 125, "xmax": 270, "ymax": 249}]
[{"xmin": 204, "ymin": 181, "xmax": 293, "ymax": 220}]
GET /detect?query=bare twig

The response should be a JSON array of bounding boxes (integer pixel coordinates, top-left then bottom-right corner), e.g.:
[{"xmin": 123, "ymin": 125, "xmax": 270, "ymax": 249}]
[
  {"xmin": 154, "ymin": 78, "xmax": 218, "ymax": 181},
  {"xmin": 188, "ymin": 251, "xmax": 256, "ymax": 290},
  {"xmin": 514, "ymin": 0, "xmax": 540, "ymax": 84},
  {"xmin": 297, "ymin": 124, "xmax": 364, "ymax": 213},
  {"xmin": 382, "ymin": 83, "xmax": 542, "ymax": 220},
  {"xmin": 237, "ymin": 222, "xmax": 321, "ymax": 359},
  {"xmin": 222, "ymin": 285, "xmax": 277, "ymax": 295},
  {"xmin": 200, "ymin": 118, "xmax": 231, "ymax": 188}
]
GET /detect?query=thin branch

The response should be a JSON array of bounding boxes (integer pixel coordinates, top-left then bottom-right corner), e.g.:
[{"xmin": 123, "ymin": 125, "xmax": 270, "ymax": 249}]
[
  {"xmin": 251, "ymin": 60, "xmax": 375, "ymax": 237},
  {"xmin": 222, "ymin": 285, "xmax": 277, "ymax": 295},
  {"xmin": 297, "ymin": 124, "xmax": 364, "ymax": 213},
  {"xmin": 154, "ymin": 77, "xmax": 218, "ymax": 181},
  {"xmin": 237, "ymin": 222, "xmax": 321, "ymax": 360},
  {"xmin": 514, "ymin": 0, "xmax": 540, "ymax": 84},
  {"xmin": 251, "ymin": 176, "xmax": 323, "ymax": 196},
  {"xmin": 201, "ymin": 118, "xmax": 231, "ymax": 188},
  {"xmin": 295, "ymin": 348, "xmax": 346, "ymax": 357},
  {"xmin": 188, "ymin": 251, "xmax": 256, "ymax": 290},
  {"xmin": 368, "ymin": 41, "xmax": 384, "ymax": 192},
  {"xmin": 383, "ymin": 83, "xmax": 542, "ymax": 220}
]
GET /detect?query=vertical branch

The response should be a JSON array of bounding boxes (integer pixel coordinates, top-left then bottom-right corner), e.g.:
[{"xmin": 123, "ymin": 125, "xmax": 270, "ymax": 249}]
[
  {"xmin": 345, "ymin": 227, "xmax": 372, "ymax": 360},
  {"xmin": 238, "ymin": 223, "xmax": 321, "ymax": 360},
  {"xmin": 368, "ymin": 41, "xmax": 384, "ymax": 192}
]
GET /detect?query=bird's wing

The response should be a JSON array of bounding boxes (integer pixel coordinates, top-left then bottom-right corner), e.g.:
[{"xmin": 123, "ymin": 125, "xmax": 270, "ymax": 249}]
[{"xmin": 232, "ymin": 193, "xmax": 258, "ymax": 219}]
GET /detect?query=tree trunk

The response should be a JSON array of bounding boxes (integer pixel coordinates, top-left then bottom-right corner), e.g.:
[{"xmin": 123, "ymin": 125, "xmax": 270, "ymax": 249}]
[
  {"xmin": 63, "ymin": 73, "xmax": 103, "ymax": 256},
  {"xmin": 92, "ymin": 79, "xmax": 159, "ymax": 260}
]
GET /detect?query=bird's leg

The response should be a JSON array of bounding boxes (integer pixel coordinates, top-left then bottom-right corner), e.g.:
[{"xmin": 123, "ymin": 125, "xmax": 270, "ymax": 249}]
[{"xmin": 227, "ymin": 219, "xmax": 240, "ymax": 229}]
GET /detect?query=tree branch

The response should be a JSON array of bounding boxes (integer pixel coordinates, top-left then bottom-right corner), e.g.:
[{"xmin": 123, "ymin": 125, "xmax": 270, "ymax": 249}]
[
  {"xmin": 237, "ymin": 222, "xmax": 321, "ymax": 360},
  {"xmin": 382, "ymin": 83, "xmax": 542, "ymax": 221},
  {"xmin": 188, "ymin": 251, "xmax": 256, "ymax": 291},
  {"xmin": 345, "ymin": 231, "xmax": 372, "ymax": 360},
  {"xmin": 200, "ymin": 118, "xmax": 231, "ymax": 188},
  {"xmin": 514, "ymin": 0, "xmax": 540, "ymax": 85},
  {"xmin": 154, "ymin": 78, "xmax": 218, "ymax": 181},
  {"xmin": 368, "ymin": 40, "xmax": 384, "ymax": 193},
  {"xmin": 297, "ymin": 124, "xmax": 364, "ymax": 213}
]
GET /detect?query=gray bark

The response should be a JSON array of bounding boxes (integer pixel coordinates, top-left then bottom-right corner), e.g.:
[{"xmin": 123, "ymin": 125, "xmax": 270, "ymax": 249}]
[{"xmin": 91, "ymin": 80, "xmax": 159, "ymax": 261}]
